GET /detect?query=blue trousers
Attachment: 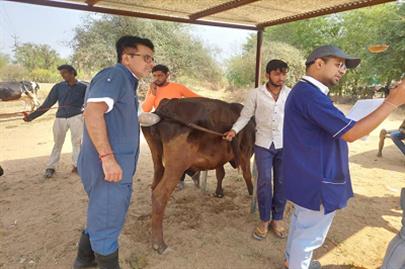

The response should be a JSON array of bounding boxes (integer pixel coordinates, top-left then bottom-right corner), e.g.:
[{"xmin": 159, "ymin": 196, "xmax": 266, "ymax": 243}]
[
  {"xmin": 391, "ymin": 131, "xmax": 405, "ymax": 156},
  {"xmin": 254, "ymin": 144, "xmax": 286, "ymax": 222},
  {"xmin": 82, "ymin": 176, "xmax": 132, "ymax": 255}
]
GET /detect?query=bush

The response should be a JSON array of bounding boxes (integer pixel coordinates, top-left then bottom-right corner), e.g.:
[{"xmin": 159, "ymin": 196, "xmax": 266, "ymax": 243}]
[
  {"xmin": 0, "ymin": 64, "xmax": 28, "ymax": 81},
  {"xmin": 30, "ymin": 68, "xmax": 60, "ymax": 83},
  {"xmin": 226, "ymin": 41, "xmax": 305, "ymax": 88}
]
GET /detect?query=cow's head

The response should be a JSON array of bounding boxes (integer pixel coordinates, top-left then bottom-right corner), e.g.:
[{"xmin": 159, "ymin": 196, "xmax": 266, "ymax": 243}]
[
  {"xmin": 20, "ymin": 81, "xmax": 39, "ymax": 94},
  {"xmin": 31, "ymin": 81, "xmax": 40, "ymax": 91}
]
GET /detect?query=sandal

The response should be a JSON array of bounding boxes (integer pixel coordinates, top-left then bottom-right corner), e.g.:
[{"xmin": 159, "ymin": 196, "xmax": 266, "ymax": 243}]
[
  {"xmin": 270, "ymin": 221, "xmax": 287, "ymax": 239},
  {"xmin": 252, "ymin": 225, "xmax": 268, "ymax": 240}
]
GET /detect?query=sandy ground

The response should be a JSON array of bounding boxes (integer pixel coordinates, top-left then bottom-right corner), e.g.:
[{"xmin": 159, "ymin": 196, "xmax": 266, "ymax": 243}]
[{"xmin": 0, "ymin": 85, "xmax": 404, "ymax": 269}]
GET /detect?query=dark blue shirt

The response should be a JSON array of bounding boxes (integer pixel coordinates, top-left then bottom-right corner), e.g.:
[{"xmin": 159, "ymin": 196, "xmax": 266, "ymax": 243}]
[
  {"xmin": 78, "ymin": 63, "xmax": 139, "ymax": 185},
  {"xmin": 283, "ymin": 79, "xmax": 356, "ymax": 214},
  {"xmin": 28, "ymin": 81, "xmax": 87, "ymax": 120}
]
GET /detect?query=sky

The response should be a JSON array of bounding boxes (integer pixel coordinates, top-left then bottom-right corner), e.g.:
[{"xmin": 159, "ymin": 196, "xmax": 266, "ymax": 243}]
[{"xmin": 0, "ymin": 1, "xmax": 254, "ymax": 63}]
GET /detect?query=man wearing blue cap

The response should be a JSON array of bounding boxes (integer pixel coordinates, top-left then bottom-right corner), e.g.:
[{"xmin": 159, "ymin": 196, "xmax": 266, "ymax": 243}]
[{"xmin": 283, "ymin": 45, "xmax": 405, "ymax": 269}]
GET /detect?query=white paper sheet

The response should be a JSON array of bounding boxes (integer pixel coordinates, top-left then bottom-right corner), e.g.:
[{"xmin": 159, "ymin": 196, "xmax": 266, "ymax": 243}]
[{"xmin": 346, "ymin": 98, "xmax": 384, "ymax": 121}]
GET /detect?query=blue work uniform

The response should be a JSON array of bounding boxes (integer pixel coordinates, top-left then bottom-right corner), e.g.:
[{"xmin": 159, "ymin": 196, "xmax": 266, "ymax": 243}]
[
  {"xmin": 77, "ymin": 63, "xmax": 140, "ymax": 255},
  {"xmin": 283, "ymin": 78, "xmax": 356, "ymax": 214},
  {"xmin": 283, "ymin": 76, "xmax": 356, "ymax": 269}
]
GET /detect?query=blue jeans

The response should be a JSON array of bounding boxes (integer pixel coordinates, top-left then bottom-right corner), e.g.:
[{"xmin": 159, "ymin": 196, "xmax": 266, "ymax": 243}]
[
  {"xmin": 254, "ymin": 144, "xmax": 286, "ymax": 222},
  {"xmin": 390, "ymin": 131, "xmax": 405, "ymax": 156}
]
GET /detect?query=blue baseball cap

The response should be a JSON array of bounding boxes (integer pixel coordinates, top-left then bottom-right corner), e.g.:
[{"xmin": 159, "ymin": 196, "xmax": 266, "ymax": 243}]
[{"xmin": 306, "ymin": 45, "xmax": 361, "ymax": 69}]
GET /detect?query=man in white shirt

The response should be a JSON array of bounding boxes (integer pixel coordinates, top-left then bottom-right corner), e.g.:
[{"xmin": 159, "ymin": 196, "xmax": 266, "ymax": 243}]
[{"xmin": 224, "ymin": 59, "xmax": 291, "ymax": 240}]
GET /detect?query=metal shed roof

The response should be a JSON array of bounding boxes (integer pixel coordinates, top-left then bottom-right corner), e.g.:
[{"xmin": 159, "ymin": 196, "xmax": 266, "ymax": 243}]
[{"xmin": 6, "ymin": 0, "xmax": 395, "ymax": 30}]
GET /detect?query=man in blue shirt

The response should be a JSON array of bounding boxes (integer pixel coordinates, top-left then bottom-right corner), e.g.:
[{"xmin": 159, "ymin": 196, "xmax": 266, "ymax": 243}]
[
  {"xmin": 72, "ymin": 36, "xmax": 154, "ymax": 269},
  {"xmin": 283, "ymin": 45, "xmax": 405, "ymax": 269},
  {"xmin": 23, "ymin": 65, "xmax": 87, "ymax": 178}
]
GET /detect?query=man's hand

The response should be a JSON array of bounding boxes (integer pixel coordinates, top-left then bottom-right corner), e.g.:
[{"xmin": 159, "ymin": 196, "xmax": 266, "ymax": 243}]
[
  {"xmin": 150, "ymin": 82, "xmax": 158, "ymax": 95},
  {"xmin": 386, "ymin": 80, "xmax": 405, "ymax": 107},
  {"xmin": 101, "ymin": 155, "xmax": 123, "ymax": 182},
  {"xmin": 223, "ymin": 129, "xmax": 236, "ymax": 141},
  {"xmin": 22, "ymin": 112, "xmax": 31, "ymax": 122}
]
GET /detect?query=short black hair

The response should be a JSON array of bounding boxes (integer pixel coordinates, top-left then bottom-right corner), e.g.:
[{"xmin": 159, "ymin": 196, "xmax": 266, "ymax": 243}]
[
  {"xmin": 116, "ymin": 35, "xmax": 154, "ymax": 63},
  {"xmin": 266, "ymin": 59, "xmax": 289, "ymax": 74},
  {"xmin": 57, "ymin": 64, "xmax": 77, "ymax": 76},
  {"xmin": 152, "ymin": 64, "xmax": 169, "ymax": 74}
]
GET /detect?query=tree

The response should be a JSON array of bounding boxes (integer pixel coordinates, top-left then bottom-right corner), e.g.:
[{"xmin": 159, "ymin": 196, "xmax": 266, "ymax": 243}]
[
  {"xmin": 0, "ymin": 52, "xmax": 9, "ymax": 69},
  {"xmin": 71, "ymin": 15, "xmax": 222, "ymax": 86},
  {"xmin": 14, "ymin": 43, "xmax": 64, "ymax": 72},
  {"xmin": 234, "ymin": 2, "xmax": 404, "ymax": 98},
  {"xmin": 226, "ymin": 41, "xmax": 305, "ymax": 88}
]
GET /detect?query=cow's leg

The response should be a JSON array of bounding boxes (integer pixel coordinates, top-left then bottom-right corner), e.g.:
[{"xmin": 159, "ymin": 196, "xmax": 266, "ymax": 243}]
[
  {"xmin": 24, "ymin": 90, "xmax": 39, "ymax": 111},
  {"xmin": 151, "ymin": 165, "xmax": 185, "ymax": 254},
  {"xmin": 214, "ymin": 166, "xmax": 225, "ymax": 198},
  {"xmin": 142, "ymin": 128, "xmax": 165, "ymax": 190},
  {"xmin": 378, "ymin": 129, "xmax": 388, "ymax": 157},
  {"xmin": 151, "ymin": 136, "xmax": 191, "ymax": 254},
  {"xmin": 240, "ymin": 154, "xmax": 254, "ymax": 195},
  {"xmin": 32, "ymin": 94, "xmax": 40, "ymax": 110},
  {"xmin": 151, "ymin": 152, "xmax": 164, "ymax": 190}
]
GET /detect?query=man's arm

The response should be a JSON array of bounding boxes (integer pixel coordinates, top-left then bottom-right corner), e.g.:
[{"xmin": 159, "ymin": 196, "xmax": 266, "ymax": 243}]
[
  {"xmin": 24, "ymin": 85, "xmax": 58, "ymax": 121},
  {"xmin": 141, "ymin": 88, "xmax": 157, "ymax": 112},
  {"xmin": 83, "ymin": 102, "xmax": 122, "ymax": 182},
  {"xmin": 342, "ymin": 80, "xmax": 405, "ymax": 142},
  {"xmin": 224, "ymin": 90, "xmax": 256, "ymax": 141}
]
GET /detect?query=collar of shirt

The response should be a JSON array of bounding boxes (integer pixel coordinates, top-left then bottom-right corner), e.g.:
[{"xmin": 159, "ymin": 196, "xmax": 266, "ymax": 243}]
[
  {"xmin": 259, "ymin": 83, "xmax": 289, "ymax": 99},
  {"xmin": 116, "ymin": 63, "xmax": 139, "ymax": 82},
  {"xmin": 62, "ymin": 80, "xmax": 79, "ymax": 87},
  {"xmin": 302, "ymin": 75, "xmax": 329, "ymax": 95}
]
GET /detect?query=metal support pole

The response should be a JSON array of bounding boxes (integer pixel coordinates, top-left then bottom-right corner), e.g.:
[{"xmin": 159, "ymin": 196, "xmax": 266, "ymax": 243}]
[
  {"xmin": 254, "ymin": 29, "xmax": 264, "ymax": 88},
  {"xmin": 250, "ymin": 155, "xmax": 258, "ymax": 214}
]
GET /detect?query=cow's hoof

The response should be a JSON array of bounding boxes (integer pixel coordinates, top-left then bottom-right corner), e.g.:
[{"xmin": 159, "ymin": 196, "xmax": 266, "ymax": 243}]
[
  {"xmin": 213, "ymin": 192, "xmax": 224, "ymax": 198},
  {"xmin": 153, "ymin": 242, "xmax": 168, "ymax": 254},
  {"xmin": 44, "ymin": 168, "xmax": 55, "ymax": 178},
  {"xmin": 377, "ymin": 153, "xmax": 382, "ymax": 157}
]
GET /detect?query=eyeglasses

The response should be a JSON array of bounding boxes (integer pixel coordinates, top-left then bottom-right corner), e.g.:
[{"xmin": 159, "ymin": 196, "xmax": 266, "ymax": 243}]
[{"xmin": 126, "ymin": 53, "xmax": 155, "ymax": 64}]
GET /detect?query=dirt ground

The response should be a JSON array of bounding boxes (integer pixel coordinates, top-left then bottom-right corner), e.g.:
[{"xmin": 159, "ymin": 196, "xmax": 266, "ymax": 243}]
[{"xmin": 0, "ymin": 84, "xmax": 404, "ymax": 269}]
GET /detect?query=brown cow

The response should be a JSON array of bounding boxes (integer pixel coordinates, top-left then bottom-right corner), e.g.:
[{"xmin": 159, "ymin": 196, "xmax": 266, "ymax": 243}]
[{"xmin": 141, "ymin": 97, "xmax": 255, "ymax": 254}]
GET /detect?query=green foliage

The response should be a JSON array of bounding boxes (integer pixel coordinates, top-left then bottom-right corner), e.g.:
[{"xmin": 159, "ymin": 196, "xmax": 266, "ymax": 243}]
[
  {"xmin": 226, "ymin": 41, "xmax": 305, "ymax": 87},
  {"xmin": 30, "ymin": 68, "xmax": 60, "ymax": 83},
  {"xmin": 228, "ymin": 2, "xmax": 404, "ymax": 98},
  {"xmin": 0, "ymin": 53, "xmax": 10, "ymax": 69},
  {"xmin": 0, "ymin": 64, "xmax": 28, "ymax": 81},
  {"xmin": 10, "ymin": 43, "xmax": 66, "ymax": 82},
  {"xmin": 71, "ymin": 15, "xmax": 222, "ymax": 85},
  {"xmin": 14, "ymin": 43, "xmax": 64, "ymax": 71}
]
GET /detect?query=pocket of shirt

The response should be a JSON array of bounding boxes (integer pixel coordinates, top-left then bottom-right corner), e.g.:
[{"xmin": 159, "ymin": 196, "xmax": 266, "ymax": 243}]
[{"xmin": 321, "ymin": 177, "xmax": 348, "ymax": 210}]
